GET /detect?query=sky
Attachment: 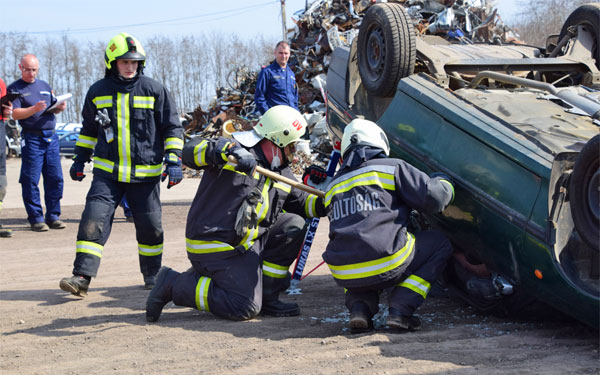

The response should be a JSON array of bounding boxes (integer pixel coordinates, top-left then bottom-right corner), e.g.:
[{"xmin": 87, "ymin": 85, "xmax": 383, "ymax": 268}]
[{"xmin": 1, "ymin": 0, "xmax": 520, "ymax": 43}]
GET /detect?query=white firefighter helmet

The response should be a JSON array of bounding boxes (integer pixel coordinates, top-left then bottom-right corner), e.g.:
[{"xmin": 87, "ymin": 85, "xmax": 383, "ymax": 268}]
[
  {"xmin": 341, "ymin": 119, "xmax": 390, "ymax": 157},
  {"xmin": 254, "ymin": 105, "xmax": 307, "ymax": 147},
  {"xmin": 232, "ymin": 105, "xmax": 307, "ymax": 148}
]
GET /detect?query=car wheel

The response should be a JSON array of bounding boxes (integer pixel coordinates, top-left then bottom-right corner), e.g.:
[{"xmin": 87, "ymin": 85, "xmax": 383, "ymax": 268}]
[
  {"xmin": 558, "ymin": 3, "xmax": 600, "ymax": 70},
  {"xmin": 357, "ymin": 3, "xmax": 415, "ymax": 97},
  {"xmin": 569, "ymin": 134, "xmax": 599, "ymax": 252}
]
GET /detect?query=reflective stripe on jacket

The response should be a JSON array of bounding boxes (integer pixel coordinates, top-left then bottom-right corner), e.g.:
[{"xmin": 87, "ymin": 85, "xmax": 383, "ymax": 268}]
[
  {"xmin": 323, "ymin": 152, "xmax": 453, "ymax": 288},
  {"xmin": 74, "ymin": 74, "xmax": 183, "ymax": 183},
  {"xmin": 181, "ymin": 136, "xmax": 326, "ymax": 262}
]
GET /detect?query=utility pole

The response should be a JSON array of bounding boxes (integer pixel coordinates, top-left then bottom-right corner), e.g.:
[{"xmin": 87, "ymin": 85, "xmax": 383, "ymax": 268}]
[{"xmin": 281, "ymin": 0, "xmax": 287, "ymax": 42}]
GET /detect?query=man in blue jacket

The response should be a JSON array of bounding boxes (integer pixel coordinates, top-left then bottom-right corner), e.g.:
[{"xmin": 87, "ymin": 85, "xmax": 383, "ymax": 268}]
[
  {"xmin": 9, "ymin": 54, "xmax": 67, "ymax": 232},
  {"xmin": 254, "ymin": 41, "xmax": 298, "ymax": 115}
]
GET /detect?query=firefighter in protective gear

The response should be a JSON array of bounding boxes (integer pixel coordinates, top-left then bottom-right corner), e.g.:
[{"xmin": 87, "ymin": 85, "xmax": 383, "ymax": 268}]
[
  {"xmin": 146, "ymin": 105, "xmax": 326, "ymax": 322},
  {"xmin": 59, "ymin": 33, "xmax": 184, "ymax": 297},
  {"xmin": 323, "ymin": 119, "xmax": 454, "ymax": 332}
]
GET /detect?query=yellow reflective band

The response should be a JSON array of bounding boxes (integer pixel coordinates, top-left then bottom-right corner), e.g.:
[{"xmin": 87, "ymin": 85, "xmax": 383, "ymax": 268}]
[
  {"xmin": 195, "ymin": 276, "xmax": 211, "ymax": 312},
  {"xmin": 138, "ymin": 243, "xmax": 163, "ymax": 256},
  {"xmin": 325, "ymin": 171, "xmax": 395, "ymax": 207},
  {"xmin": 325, "ymin": 165, "xmax": 396, "ymax": 207},
  {"xmin": 223, "ymin": 163, "xmax": 245, "ymax": 174},
  {"xmin": 92, "ymin": 96, "xmax": 112, "ymax": 109},
  {"xmin": 305, "ymin": 194, "xmax": 318, "ymax": 217},
  {"xmin": 117, "ymin": 92, "xmax": 132, "ymax": 182},
  {"xmin": 75, "ymin": 135, "xmax": 97, "ymax": 150},
  {"xmin": 193, "ymin": 140, "xmax": 208, "ymax": 167},
  {"xmin": 165, "ymin": 137, "xmax": 183, "ymax": 151},
  {"xmin": 273, "ymin": 181, "xmax": 291, "ymax": 193},
  {"xmin": 263, "ymin": 261, "xmax": 288, "ymax": 279},
  {"xmin": 398, "ymin": 274, "xmax": 431, "ymax": 299},
  {"xmin": 220, "ymin": 142, "xmax": 231, "ymax": 162},
  {"xmin": 135, "ymin": 164, "xmax": 163, "ymax": 177},
  {"xmin": 132, "ymin": 96, "xmax": 155, "ymax": 109},
  {"xmin": 327, "ymin": 233, "xmax": 415, "ymax": 280},
  {"xmin": 186, "ymin": 238, "xmax": 236, "ymax": 254},
  {"xmin": 76, "ymin": 240, "xmax": 103, "ymax": 258},
  {"xmin": 93, "ymin": 156, "xmax": 114, "ymax": 173},
  {"xmin": 0, "ymin": 201, "xmax": 2, "ymax": 210}
]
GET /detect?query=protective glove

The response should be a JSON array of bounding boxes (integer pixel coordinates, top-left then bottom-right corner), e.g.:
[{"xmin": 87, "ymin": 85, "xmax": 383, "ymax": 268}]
[
  {"xmin": 303, "ymin": 165, "xmax": 327, "ymax": 186},
  {"xmin": 234, "ymin": 187, "xmax": 263, "ymax": 238},
  {"xmin": 228, "ymin": 146, "xmax": 257, "ymax": 174},
  {"xmin": 70, "ymin": 160, "xmax": 86, "ymax": 181},
  {"xmin": 161, "ymin": 154, "xmax": 183, "ymax": 189},
  {"xmin": 430, "ymin": 172, "xmax": 454, "ymax": 203}
]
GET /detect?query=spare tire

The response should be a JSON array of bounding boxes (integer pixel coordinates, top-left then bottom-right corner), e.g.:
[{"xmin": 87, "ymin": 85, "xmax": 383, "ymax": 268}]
[
  {"xmin": 558, "ymin": 3, "xmax": 600, "ymax": 70},
  {"xmin": 357, "ymin": 3, "xmax": 416, "ymax": 97},
  {"xmin": 569, "ymin": 134, "xmax": 599, "ymax": 252}
]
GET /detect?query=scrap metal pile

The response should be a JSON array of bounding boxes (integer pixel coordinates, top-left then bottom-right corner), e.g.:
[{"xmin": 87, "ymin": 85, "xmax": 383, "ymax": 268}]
[{"xmin": 183, "ymin": 0, "xmax": 520, "ymax": 176}]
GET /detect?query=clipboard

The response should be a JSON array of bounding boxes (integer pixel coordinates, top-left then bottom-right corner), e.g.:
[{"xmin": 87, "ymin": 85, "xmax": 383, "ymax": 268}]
[
  {"xmin": 0, "ymin": 92, "xmax": 23, "ymax": 106},
  {"xmin": 44, "ymin": 93, "xmax": 72, "ymax": 114}
]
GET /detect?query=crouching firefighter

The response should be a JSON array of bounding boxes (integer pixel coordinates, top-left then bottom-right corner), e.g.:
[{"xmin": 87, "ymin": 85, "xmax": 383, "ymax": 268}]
[
  {"xmin": 323, "ymin": 119, "xmax": 454, "ymax": 333},
  {"xmin": 59, "ymin": 32, "xmax": 184, "ymax": 296},
  {"xmin": 146, "ymin": 105, "xmax": 326, "ymax": 322}
]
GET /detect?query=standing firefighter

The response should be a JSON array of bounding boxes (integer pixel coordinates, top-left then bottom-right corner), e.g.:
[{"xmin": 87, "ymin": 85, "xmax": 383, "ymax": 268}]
[
  {"xmin": 146, "ymin": 105, "xmax": 326, "ymax": 322},
  {"xmin": 323, "ymin": 119, "xmax": 454, "ymax": 332},
  {"xmin": 59, "ymin": 33, "xmax": 184, "ymax": 296}
]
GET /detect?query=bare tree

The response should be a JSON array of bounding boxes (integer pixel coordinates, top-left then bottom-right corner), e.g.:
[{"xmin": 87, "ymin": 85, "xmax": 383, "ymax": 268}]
[{"xmin": 510, "ymin": 0, "xmax": 594, "ymax": 46}]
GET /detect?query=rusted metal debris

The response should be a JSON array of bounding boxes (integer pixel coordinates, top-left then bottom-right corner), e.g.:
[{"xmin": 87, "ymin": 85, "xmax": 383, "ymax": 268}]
[{"xmin": 182, "ymin": 0, "xmax": 521, "ymax": 176}]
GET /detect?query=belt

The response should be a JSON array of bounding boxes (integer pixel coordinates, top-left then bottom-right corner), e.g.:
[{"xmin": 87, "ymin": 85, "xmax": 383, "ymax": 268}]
[{"xmin": 22, "ymin": 128, "xmax": 55, "ymax": 137}]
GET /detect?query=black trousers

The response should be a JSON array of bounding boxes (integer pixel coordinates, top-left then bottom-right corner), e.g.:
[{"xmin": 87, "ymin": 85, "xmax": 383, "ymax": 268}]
[
  {"xmin": 345, "ymin": 230, "xmax": 453, "ymax": 317},
  {"xmin": 72, "ymin": 175, "xmax": 164, "ymax": 278},
  {"xmin": 171, "ymin": 213, "xmax": 307, "ymax": 321}
]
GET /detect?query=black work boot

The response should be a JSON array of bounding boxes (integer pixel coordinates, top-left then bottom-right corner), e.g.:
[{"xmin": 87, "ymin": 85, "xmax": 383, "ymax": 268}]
[
  {"xmin": 261, "ymin": 299, "xmax": 300, "ymax": 317},
  {"xmin": 146, "ymin": 267, "xmax": 180, "ymax": 322},
  {"xmin": 387, "ymin": 307, "xmax": 422, "ymax": 332},
  {"xmin": 59, "ymin": 275, "xmax": 90, "ymax": 297},
  {"xmin": 349, "ymin": 301, "xmax": 374, "ymax": 333}
]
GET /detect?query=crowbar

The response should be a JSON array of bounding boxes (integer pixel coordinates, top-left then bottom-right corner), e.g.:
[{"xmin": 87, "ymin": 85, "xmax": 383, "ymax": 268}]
[{"xmin": 227, "ymin": 155, "xmax": 325, "ymax": 198}]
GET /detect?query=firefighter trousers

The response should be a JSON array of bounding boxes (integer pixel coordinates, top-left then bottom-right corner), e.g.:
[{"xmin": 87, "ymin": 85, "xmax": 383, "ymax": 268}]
[
  {"xmin": 345, "ymin": 230, "xmax": 453, "ymax": 317},
  {"xmin": 171, "ymin": 213, "xmax": 307, "ymax": 321},
  {"xmin": 72, "ymin": 175, "xmax": 164, "ymax": 279}
]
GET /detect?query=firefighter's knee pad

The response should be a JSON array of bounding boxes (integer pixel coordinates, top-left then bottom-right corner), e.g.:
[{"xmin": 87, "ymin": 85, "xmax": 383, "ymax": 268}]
[
  {"xmin": 78, "ymin": 201, "xmax": 114, "ymax": 239},
  {"xmin": 226, "ymin": 295, "xmax": 261, "ymax": 321}
]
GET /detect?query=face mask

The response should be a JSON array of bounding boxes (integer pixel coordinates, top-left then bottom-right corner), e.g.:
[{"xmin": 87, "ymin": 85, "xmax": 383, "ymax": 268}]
[{"xmin": 260, "ymin": 139, "xmax": 283, "ymax": 169}]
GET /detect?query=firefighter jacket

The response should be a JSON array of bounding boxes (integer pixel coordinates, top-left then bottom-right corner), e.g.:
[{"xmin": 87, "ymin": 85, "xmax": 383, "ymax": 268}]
[
  {"xmin": 74, "ymin": 73, "xmax": 183, "ymax": 183},
  {"xmin": 182, "ymin": 136, "xmax": 326, "ymax": 262},
  {"xmin": 323, "ymin": 146, "xmax": 454, "ymax": 289}
]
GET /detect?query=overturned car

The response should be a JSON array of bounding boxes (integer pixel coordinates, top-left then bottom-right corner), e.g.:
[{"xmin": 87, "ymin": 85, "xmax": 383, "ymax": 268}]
[{"xmin": 325, "ymin": 2, "xmax": 600, "ymax": 328}]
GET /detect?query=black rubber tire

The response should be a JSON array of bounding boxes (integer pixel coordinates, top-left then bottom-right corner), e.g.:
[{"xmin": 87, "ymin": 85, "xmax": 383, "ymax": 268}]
[
  {"xmin": 558, "ymin": 3, "xmax": 600, "ymax": 70},
  {"xmin": 569, "ymin": 134, "xmax": 600, "ymax": 252},
  {"xmin": 357, "ymin": 3, "xmax": 416, "ymax": 97}
]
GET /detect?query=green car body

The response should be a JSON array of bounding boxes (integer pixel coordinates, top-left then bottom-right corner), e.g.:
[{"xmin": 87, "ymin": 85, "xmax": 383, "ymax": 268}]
[{"xmin": 325, "ymin": 3, "xmax": 600, "ymax": 328}]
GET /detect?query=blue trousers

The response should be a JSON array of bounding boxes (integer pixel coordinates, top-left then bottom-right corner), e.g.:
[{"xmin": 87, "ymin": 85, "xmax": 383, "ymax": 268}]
[{"xmin": 19, "ymin": 132, "xmax": 63, "ymax": 224}]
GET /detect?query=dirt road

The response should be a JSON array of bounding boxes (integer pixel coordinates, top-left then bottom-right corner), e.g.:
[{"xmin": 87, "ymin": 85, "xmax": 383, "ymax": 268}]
[{"xmin": 1, "ymin": 157, "xmax": 598, "ymax": 375}]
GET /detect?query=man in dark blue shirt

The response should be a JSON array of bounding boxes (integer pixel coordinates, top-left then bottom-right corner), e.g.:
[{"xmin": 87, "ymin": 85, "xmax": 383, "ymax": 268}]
[
  {"xmin": 8, "ymin": 54, "xmax": 67, "ymax": 232},
  {"xmin": 254, "ymin": 41, "xmax": 298, "ymax": 115}
]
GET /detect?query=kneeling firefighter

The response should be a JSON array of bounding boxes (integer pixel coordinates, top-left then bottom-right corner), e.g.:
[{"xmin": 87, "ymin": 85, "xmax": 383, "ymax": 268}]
[
  {"xmin": 323, "ymin": 119, "xmax": 454, "ymax": 332},
  {"xmin": 59, "ymin": 33, "xmax": 184, "ymax": 296},
  {"xmin": 146, "ymin": 105, "xmax": 326, "ymax": 322}
]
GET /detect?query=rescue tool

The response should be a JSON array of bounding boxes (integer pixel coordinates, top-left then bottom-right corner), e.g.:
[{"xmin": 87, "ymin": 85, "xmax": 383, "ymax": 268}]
[{"xmin": 227, "ymin": 155, "xmax": 325, "ymax": 198}]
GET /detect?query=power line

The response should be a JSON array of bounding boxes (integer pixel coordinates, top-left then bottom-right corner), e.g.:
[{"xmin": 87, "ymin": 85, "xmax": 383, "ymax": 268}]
[{"xmin": 23, "ymin": 1, "xmax": 277, "ymax": 36}]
